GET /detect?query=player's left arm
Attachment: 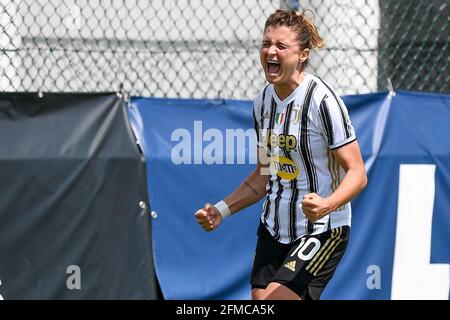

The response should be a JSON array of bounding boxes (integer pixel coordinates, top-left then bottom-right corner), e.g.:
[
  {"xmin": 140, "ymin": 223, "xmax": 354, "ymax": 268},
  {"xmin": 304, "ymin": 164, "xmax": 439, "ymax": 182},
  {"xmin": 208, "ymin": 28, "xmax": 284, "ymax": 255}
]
[{"xmin": 302, "ymin": 140, "xmax": 367, "ymax": 221}]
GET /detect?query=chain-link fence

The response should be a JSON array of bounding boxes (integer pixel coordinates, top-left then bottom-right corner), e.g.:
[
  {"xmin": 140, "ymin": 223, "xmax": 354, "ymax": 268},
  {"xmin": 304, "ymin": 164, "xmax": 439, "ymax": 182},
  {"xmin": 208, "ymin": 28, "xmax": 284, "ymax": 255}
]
[
  {"xmin": 378, "ymin": 0, "xmax": 448, "ymax": 94},
  {"xmin": 0, "ymin": 0, "xmax": 448, "ymax": 99}
]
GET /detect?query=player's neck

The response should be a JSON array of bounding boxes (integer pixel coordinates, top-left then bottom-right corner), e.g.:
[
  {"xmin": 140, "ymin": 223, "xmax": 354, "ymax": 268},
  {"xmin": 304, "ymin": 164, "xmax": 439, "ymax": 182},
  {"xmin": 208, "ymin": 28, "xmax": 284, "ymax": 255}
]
[{"xmin": 274, "ymin": 71, "xmax": 306, "ymax": 101}]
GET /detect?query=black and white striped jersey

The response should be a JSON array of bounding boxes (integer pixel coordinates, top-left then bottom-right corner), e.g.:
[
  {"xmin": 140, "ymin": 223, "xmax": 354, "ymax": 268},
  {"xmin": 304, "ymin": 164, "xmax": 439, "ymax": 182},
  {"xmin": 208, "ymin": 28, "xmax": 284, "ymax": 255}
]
[{"xmin": 253, "ymin": 73, "xmax": 356, "ymax": 244}]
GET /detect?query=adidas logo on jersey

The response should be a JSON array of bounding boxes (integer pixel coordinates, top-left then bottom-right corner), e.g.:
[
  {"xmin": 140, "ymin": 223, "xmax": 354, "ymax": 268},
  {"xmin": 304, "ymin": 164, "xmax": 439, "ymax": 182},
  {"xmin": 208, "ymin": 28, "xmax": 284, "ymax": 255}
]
[{"xmin": 284, "ymin": 261, "xmax": 296, "ymax": 272}]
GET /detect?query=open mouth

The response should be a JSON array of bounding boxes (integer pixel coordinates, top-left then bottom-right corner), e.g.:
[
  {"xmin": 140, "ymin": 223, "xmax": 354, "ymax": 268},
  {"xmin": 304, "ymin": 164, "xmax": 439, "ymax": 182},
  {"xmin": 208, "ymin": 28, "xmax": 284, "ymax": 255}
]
[{"xmin": 267, "ymin": 59, "xmax": 281, "ymax": 75}]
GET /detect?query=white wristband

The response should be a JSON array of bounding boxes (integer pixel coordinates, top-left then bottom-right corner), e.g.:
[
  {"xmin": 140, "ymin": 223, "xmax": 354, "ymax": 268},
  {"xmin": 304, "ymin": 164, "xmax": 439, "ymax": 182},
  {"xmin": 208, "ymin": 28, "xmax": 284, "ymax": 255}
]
[{"xmin": 214, "ymin": 200, "xmax": 231, "ymax": 219}]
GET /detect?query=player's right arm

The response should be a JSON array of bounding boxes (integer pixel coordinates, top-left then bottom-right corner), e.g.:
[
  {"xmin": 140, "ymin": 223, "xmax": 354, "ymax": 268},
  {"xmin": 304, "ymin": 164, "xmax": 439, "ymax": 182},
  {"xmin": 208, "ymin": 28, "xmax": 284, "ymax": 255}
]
[
  {"xmin": 223, "ymin": 160, "xmax": 269, "ymax": 214},
  {"xmin": 195, "ymin": 148, "xmax": 270, "ymax": 232},
  {"xmin": 196, "ymin": 89, "xmax": 269, "ymax": 232}
]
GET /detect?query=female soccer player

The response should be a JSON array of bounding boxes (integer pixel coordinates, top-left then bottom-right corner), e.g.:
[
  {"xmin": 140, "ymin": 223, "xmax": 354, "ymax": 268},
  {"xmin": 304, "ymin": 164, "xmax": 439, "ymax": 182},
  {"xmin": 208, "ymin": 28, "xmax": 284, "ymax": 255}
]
[{"xmin": 195, "ymin": 9, "xmax": 367, "ymax": 300}]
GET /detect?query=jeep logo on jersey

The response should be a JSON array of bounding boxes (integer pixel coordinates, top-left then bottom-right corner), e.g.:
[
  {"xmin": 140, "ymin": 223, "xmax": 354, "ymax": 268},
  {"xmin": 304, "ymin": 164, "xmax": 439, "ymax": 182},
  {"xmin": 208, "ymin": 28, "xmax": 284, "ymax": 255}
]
[
  {"xmin": 270, "ymin": 156, "xmax": 300, "ymax": 180},
  {"xmin": 260, "ymin": 132, "xmax": 297, "ymax": 152}
]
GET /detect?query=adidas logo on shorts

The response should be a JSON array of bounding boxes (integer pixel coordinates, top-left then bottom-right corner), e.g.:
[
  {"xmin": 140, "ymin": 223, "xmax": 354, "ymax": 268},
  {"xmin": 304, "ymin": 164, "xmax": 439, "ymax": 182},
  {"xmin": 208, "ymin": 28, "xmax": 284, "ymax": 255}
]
[{"xmin": 284, "ymin": 260, "xmax": 296, "ymax": 272}]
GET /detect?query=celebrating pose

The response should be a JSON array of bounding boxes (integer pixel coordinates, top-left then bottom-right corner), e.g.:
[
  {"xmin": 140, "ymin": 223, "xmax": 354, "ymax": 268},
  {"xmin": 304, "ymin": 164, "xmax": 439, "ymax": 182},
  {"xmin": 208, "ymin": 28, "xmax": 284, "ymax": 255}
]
[{"xmin": 195, "ymin": 9, "xmax": 367, "ymax": 300}]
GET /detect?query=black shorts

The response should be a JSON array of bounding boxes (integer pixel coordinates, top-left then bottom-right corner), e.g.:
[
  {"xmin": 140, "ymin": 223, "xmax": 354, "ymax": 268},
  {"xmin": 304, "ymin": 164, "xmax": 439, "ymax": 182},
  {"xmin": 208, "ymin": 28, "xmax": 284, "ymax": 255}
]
[{"xmin": 251, "ymin": 221, "xmax": 350, "ymax": 300}]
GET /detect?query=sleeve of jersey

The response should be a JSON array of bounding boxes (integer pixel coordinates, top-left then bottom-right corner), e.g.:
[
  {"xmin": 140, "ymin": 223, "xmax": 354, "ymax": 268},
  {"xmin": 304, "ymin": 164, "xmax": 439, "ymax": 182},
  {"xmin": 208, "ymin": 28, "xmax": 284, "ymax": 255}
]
[{"xmin": 318, "ymin": 95, "xmax": 356, "ymax": 150}]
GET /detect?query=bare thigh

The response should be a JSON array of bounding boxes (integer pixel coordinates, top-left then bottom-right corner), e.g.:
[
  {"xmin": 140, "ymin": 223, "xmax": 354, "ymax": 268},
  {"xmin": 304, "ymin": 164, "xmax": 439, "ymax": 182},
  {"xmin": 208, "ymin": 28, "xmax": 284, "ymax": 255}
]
[
  {"xmin": 252, "ymin": 288, "xmax": 266, "ymax": 300},
  {"xmin": 252, "ymin": 282, "xmax": 302, "ymax": 300}
]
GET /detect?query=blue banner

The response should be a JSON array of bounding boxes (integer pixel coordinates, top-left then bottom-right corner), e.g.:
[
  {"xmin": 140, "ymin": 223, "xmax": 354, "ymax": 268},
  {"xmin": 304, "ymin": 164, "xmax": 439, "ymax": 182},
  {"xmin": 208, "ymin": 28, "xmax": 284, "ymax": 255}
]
[{"xmin": 129, "ymin": 91, "xmax": 450, "ymax": 300}]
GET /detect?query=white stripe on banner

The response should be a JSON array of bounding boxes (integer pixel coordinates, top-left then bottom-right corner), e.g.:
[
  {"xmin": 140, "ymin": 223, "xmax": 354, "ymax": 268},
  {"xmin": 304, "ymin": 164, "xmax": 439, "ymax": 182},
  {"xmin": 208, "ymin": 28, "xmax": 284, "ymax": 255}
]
[
  {"xmin": 364, "ymin": 92, "xmax": 393, "ymax": 173},
  {"xmin": 391, "ymin": 164, "xmax": 449, "ymax": 300}
]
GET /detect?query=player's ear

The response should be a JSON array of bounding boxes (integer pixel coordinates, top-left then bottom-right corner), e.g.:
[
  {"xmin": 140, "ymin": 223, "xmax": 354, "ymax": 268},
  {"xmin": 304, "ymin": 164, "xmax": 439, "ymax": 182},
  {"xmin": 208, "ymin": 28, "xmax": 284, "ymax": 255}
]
[{"xmin": 299, "ymin": 48, "xmax": 310, "ymax": 64}]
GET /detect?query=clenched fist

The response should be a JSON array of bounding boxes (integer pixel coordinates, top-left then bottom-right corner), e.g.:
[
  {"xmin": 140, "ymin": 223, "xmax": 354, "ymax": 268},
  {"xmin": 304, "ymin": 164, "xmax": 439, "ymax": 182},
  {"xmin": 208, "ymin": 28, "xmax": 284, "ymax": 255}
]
[
  {"xmin": 301, "ymin": 193, "xmax": 335, "ymax": 222},
  {"xmin": 194, "ymin": 203, "xmax": 222, "ymax": 232}
]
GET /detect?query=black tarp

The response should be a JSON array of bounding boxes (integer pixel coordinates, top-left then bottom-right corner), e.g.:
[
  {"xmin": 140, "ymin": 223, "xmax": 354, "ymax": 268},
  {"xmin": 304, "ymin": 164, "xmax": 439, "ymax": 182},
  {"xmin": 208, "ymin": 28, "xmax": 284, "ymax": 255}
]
[{"xmin": 0, "ymin": 93, "xmax": 157, "ymax": 299}]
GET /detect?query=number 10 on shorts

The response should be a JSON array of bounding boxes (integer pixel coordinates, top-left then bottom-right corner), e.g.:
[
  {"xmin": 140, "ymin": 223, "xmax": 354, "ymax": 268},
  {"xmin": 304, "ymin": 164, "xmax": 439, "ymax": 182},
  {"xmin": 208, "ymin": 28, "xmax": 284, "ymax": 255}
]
[{"xmin": 290, "ymin": 238, "xmax": 322, "ymax": 261}]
